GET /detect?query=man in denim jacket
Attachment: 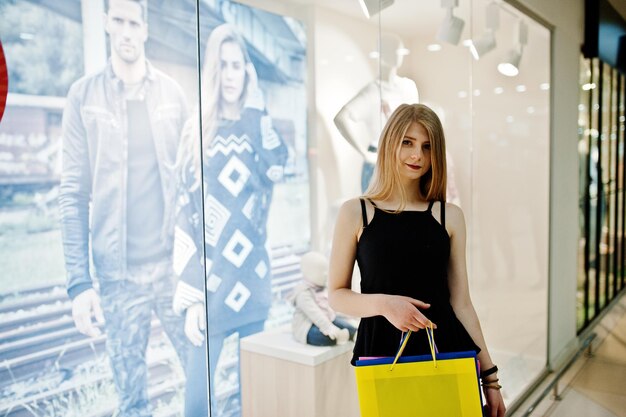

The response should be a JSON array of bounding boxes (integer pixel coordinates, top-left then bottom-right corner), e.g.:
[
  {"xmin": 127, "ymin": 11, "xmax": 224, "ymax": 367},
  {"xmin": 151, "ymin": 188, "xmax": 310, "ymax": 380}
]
[{"xmin": 59, "ymin": 1, "xmax": 188, "ymax": 415}]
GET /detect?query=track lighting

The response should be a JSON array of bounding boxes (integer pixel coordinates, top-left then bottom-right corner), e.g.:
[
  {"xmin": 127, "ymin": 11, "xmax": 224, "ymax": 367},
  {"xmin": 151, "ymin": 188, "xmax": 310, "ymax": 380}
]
[
  {"xmin": 498, "ymin": 20, "xmax": 527, "ymax": 77},
  {"xmin": 358, "ymin": 0, "xmax": 395, "ymax": 19},
  {"xmin": 437, "ymin": 0, "xmax": 465, "ymax": 46}
]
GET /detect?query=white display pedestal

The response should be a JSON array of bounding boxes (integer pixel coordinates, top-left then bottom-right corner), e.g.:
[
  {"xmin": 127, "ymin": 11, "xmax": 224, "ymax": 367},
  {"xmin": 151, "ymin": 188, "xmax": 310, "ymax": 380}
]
[{"xmin": 240, "ymin": 326, "xmax": 360, "ymax": 417}]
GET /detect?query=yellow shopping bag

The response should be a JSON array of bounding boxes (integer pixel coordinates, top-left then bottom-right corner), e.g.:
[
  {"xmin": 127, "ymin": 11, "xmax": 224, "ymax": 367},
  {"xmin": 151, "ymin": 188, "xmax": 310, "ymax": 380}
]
[{"xmin": 354, "ymin": 327, "xmax": 484, "ymax": 417}]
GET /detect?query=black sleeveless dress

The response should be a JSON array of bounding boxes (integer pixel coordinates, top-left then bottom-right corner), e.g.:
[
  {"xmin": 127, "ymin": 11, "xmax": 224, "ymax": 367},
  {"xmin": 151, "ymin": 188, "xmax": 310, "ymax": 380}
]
[{"xmin": 351, "ymin": 199, "xmax": 480, "ymax": 365}]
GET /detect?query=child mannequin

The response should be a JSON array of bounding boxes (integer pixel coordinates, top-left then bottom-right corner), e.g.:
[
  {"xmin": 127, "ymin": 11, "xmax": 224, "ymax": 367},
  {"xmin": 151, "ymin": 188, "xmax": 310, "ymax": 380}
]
[{"xmin": 291, "ymin": 252, "xmax": 356, "ymax": 346}]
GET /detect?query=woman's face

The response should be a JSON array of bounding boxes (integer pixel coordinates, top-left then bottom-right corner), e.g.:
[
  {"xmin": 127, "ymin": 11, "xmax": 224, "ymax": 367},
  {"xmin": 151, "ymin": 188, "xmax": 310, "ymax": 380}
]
[
  {"xmin": 220, "ymin": 41, "xmax": 246, "ymax": 105},
  {"xmin": 396, "ymin": 121, "xmax": 432, "ymax": 184}
]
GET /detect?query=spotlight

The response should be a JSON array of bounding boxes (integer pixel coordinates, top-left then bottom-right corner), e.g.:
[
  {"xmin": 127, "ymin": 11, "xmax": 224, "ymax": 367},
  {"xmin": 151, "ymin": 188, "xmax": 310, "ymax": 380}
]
[
  {"xmin": 437, "ymin": 0, "xmax": 465, "ymax": 46},
  {"xmin": 470, "ymin": 31, "xmax": 496, "ymax": 60},
  {"xmin": 470, "ymin": 2, "xmax": 499, "ymax": 60},
  {"xmin": 497, "ymin": 20, "xmax": 527, "ymax": 77},
  {"xmin": 358, "ymin": 0, "xmax": 395, "ymax": 18},
  {"xmin": 498, "ymin": 48, "xmax": 522, "ymax": 76}
]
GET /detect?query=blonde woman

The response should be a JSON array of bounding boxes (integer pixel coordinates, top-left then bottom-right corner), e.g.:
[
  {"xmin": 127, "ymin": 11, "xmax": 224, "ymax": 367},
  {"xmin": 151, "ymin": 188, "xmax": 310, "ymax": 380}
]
[
  {"xmin": 328, "ymin": 104, "xmax": 505, "ymax": 417},
  {"xmin": 172, "ymin": 24, "xmax": 287, "ymax": 416}
]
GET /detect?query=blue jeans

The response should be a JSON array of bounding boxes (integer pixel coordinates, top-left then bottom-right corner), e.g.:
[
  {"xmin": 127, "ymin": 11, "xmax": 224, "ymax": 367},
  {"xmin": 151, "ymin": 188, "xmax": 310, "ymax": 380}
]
[
  {"xmin": 184, "ymin": 320, "xmax": 265, "ymax": 417},
  {"xmin": 100, "ymin": 272, "xmax": 187, "ymax": 417},
  {"xmin": 306, "ymin": 317, "xmax": 357, "ymax": 346}
]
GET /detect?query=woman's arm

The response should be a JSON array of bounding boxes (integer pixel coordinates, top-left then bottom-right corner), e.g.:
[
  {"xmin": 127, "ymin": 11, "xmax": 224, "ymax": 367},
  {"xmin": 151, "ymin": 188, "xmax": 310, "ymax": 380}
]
[
  {"xmin": 328, "ymin": 199, "xmax": 433, "ymax": 332},
  {"xmin": 445, "ymin": 203, "xmax": 505, "ymax": 417}
]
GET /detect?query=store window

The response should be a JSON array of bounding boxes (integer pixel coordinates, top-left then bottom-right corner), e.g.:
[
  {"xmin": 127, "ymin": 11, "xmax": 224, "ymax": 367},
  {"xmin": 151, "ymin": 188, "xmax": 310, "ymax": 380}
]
[
  {"xmin": 577, "ymin": 56, "xmax": 626, "ymax": 331},
  {"xmin": 0, "ymin": 1, "xmax": 550, "ymax": 416}
]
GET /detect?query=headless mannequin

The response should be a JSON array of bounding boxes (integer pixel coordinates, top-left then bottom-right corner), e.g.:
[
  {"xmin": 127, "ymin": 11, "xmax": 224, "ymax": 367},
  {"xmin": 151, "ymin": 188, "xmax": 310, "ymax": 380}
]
[{"xmin": 334, "ymin": 33, "xmax": 419, "ymax": 192}]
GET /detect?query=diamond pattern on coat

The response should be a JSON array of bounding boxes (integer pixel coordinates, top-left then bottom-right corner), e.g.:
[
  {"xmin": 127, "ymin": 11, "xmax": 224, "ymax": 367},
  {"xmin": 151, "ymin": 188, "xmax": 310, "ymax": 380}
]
[
  {"xmin": 173, "ymin": 226, "xmax": 196, "ymax": 276},
  {"xmin": 207, "ymin": 273, "xmax": 222, "ymax": 293},
  {"xmin": 217, "ymin": 155, "xmax": 251, "ymax": 197},
  {"xmin": 255, "ymin": 260, "xmax": 268, "ymax": 279},
  {"xmin": 204, "ymin": 194, "xmax": 230, "ymax": 247},
  {"xmin": 224, "ymin": 281, "xmax": 251, "ymax": 312},
  {"xmin": 222, "ymin": 229, "xmax": 253, "ymax": 268},
  {"xmin": 266, "ymin": 165, "xmax": 284, "ymax": 182},
  {"xmin": 242, "ymin": 194, "xmax": 256, "ymax": 220}
]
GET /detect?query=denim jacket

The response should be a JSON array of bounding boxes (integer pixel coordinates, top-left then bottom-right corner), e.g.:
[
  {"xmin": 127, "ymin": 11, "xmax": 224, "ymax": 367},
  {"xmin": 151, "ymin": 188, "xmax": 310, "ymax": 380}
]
[{"xmin": 59, "ymin": 61, "xmax": 188, "ymax": 299}]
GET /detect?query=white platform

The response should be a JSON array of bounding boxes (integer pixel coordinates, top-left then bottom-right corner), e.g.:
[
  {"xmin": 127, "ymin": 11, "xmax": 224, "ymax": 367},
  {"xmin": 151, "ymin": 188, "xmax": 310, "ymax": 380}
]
[
  {"xmin": 239, "ymin": 325, "xmax": 354, "ymax": 366},
  {"xmin": 240, "ymin": 326, "xmax": 360, "ymax": 417}
]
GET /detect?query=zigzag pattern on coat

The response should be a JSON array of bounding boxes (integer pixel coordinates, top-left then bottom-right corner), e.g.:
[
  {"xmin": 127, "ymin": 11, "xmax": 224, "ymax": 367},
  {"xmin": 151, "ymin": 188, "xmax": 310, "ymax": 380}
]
[{"xmin": 206, "ymin": 134, "xmax": 253, "ymax": 157}]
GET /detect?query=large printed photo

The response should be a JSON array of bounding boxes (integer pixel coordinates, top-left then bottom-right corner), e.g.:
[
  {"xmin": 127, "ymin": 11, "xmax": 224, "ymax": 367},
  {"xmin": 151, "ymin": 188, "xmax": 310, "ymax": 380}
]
[{"xmin": 0, "ymin": 1, "xmax": 307, "ymax": 416}]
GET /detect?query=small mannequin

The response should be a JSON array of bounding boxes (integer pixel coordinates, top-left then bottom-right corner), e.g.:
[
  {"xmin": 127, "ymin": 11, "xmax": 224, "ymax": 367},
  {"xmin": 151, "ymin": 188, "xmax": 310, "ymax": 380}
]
[
  {"xmin": 291, "ymin": 252, "xmax": 356, "ymax": 346},
  {"xmin": 334, "ymin": 33, "xmax": 419, "ymax": 192}
]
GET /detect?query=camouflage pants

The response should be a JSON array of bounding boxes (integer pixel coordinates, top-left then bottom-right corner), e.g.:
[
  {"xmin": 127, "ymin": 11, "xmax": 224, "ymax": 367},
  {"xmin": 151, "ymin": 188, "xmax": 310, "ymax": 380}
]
[{"xmin": 100, "ymin": 262, "xmax": 188, "ymax": 417}]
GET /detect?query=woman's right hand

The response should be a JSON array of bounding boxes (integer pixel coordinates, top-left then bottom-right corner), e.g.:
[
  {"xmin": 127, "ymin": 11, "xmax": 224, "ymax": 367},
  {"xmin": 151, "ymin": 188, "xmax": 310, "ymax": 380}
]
[
  {"xmin": 381, "ymin": 294, "xmax": 435, "ymax": 332},
  {"xmin": 184, "ymin": 303, "xmax": 206, "ymax": 346}
]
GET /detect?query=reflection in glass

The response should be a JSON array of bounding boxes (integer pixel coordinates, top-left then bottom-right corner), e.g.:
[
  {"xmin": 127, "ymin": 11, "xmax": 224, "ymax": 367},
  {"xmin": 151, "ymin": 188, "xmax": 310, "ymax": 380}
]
[
  {"xmin": 469, "ymin": 0, "xmax": 550, "ymax": 404},
  {"xmin": 578, "ymin": 56, "xmax": 626, "ymax": 332}
]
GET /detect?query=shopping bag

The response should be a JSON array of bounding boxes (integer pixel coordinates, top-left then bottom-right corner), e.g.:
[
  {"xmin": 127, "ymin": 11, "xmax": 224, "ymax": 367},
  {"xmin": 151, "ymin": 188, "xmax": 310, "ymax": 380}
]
[{"xmin": 354, "ymin": 327, "xmax": 484, "ymax": 417}]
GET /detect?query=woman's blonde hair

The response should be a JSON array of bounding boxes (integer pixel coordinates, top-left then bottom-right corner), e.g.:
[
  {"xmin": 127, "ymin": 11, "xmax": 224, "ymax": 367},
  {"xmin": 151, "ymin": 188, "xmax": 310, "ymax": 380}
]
[
  {"xmin": 364, "ymin": 103, "xmax": 447, "ymax": 210},
  {"xmin": 176, "ymin": 24, "xmax": 252, "ymax": 187}
]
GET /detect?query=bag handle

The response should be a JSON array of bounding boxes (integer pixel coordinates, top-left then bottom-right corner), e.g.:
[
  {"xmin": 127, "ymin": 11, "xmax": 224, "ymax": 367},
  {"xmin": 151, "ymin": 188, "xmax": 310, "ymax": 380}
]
[{"xmin": 389, "ymin": 322, "xmax": 438, "ymax": 371}]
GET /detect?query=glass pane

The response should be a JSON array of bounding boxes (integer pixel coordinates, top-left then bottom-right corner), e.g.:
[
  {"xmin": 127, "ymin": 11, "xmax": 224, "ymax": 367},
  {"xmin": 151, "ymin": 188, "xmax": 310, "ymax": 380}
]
[
  {"xmin": 589, "ymin": 58, "xmax": 601, "ymax": 317},
  {"xmin": 0, "ymin": 1, "xmax": 198, "ymax": 416},
  {"xmin": 191, "ymin": 2, "xmax": 309, "ymax": 415},
  {"xmin": 470, "ymin": 0, "xmax": 550, "ymax": 402},
  {"xmin": 577, "ymin": 56, "xmax": 592, "ymax": 330},
  {"xmin": 598, "ymin": 61, "xmax": 612, "ymax": 309},
  {"xmin": 620, "ymin": 73, "xmax": 626, "ymax": 293},
  {"xmin": 608, "ymin": 67, "xmax": 618, "ymax": 302}
]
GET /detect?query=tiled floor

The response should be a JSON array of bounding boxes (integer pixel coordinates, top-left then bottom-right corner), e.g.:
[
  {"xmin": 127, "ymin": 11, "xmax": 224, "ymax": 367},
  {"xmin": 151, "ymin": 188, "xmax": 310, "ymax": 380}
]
[{"xmin": 512, "ymin": 294, "xmax": 626, "ymax": 417}]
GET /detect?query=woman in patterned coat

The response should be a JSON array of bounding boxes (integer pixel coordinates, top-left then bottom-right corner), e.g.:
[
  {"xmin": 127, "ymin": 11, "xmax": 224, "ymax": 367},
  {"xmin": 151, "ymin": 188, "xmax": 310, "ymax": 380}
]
[{"xmin": 172, "ymin": 23, "xmax": 288, "ymax": 417}]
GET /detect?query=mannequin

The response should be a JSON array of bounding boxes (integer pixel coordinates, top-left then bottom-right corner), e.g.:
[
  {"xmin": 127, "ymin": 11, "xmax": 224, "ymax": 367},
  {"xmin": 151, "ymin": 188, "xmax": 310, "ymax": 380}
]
[
  {"xmin": 334, "ymin": 33, "xmax": 419, "ymax": 192},
  {"xmin": 291, "ymin": 252, "xmax": 356, "ymax": 346}
]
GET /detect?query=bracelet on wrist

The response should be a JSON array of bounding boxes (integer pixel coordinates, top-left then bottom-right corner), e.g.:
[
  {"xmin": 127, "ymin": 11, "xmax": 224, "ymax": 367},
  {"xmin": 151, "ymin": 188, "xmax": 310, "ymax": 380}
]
[
  {"xmin": 480, "ymin": 365, "xmax": 498, "ymax": 379},
  {"xmin": 481, "ymin": 382, "xmax": 502, "ymax": 390}
]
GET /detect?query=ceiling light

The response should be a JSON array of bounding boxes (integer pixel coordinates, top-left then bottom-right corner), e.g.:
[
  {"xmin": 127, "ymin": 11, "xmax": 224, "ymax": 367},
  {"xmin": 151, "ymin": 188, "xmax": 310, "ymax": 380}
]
[
  {"xmin": 498, "ymin": 20, "xmax": 527, "ymax": 77},
  {"xmin": 540, "ymin": 83, "xmax": 550, "ymax": 90},
  {"xmin": 470, "ymin": 2, "xmax": 499, "ymax": 60},
  {"xmin": 498, "ymin": 49, "xmax": 521, "ymax": 76},
  {"xmin": 515, "ymin": 84, "xmax": 527, "ymax": 92},
  {"xmin": 470, "ymin": 31, "xmax": 496, "ymax": 60},
  {"xmin": 396, "ymin": 47, "xmax": 410, "ymax": 56},
  {"xmin": 494, "ymin": 87, "xmax": 504, "ymax": 94},
  {"xmin": 582, "ymin": 83, "xmax": 596, "ymax": 90},
  {"xmin": 427, "ymin": 43, "xmax": 442, "ymax": 52},
  {"xmin": 437, "ymin": 0, "xmax": 465, "ymax": 45},
  {"xmin": 359, "ymin": 0, "xmax": 395, "ymax": 19}
]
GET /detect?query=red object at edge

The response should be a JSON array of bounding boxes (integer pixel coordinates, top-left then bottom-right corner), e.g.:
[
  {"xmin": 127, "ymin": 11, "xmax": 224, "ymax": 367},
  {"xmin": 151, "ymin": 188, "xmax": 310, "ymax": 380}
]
[{"xmin": 0, "ymin": 39, "xmax": 8, "ymax": 124}]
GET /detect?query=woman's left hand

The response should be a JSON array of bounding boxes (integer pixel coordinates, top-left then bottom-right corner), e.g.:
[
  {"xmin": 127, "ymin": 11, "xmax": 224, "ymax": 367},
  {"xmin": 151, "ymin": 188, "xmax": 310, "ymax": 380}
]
[
  {"xmin": 483, "ymin": 387, "xmax": 506, "ymax": 417},
  {"xmin": 246, "ymin": 62, "xmax": 258, "ymax": 91}
]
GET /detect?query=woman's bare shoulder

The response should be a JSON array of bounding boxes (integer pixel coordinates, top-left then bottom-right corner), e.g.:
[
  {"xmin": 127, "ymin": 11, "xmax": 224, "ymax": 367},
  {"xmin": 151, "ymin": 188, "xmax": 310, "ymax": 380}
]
[
  {"xmin": 444, "ymin": 202, "xmax": 466, "ymax": 234},
  {"xmin": 339, "ymin": 197, "xmax": 365, "ymax": 217}
]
